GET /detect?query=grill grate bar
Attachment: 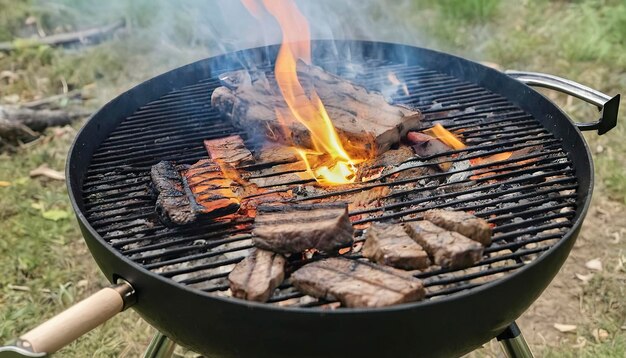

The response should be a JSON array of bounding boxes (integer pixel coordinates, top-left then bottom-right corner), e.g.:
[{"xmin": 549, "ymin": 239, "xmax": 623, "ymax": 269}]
[
  {"xmin": 354, "ymin": 172, "xmax": 575, "ymax": 223},
  {"xmin": 293, "ymin": 146, "xmax": 564, "ymax": 203}
]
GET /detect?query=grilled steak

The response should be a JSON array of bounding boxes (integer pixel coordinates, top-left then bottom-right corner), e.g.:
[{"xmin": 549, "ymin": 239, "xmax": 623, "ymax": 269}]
[
  {"xmin": 150, "ymin": 159, "xmax": 241, "ymax": 226},
  {"xmin": 423, "ymin": 209, "xmax": 492, "ymax": 245},
  {"xmin": 291, "ymin": 257, "xmax": 425, "ymax": 307},
  {"xmin": 182, "ymin": 159, "xmax": 240, "ymax": 218},
  {"xmin": 151, "ymin": 161, "xmax": 197, "ymax": 226},
  {"xmin": 404, "ymin": 221, "xmax": 484, "ymax": 269},
  {"xmin": 362, "ymin": 223, "xmax": 431, "ymax": 270},
  {"xmin": 211, "ymin": 63, "xmax": 421, "ymax": 157},
  {"xmin": 253, "ymin": 203, "xmax": 353, "ymax": 253},
  {"xmin": 228, "ymin": 249, "xmax": 286, "ymax": 302},
  {"xmin": 204, "ymin": 135, "xmax": 254, "ymax": 167}
]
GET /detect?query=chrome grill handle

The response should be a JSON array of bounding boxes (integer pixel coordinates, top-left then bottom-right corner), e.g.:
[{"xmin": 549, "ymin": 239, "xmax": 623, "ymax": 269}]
[{"xmin": 506, "ymin": 70, "xmax": 620, "ymax": 135}]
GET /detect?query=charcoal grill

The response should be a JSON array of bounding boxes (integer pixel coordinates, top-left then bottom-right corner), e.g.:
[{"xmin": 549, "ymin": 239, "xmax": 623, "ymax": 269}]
[{"xmin": 2, "ymin": 40, "xmax": 620, "ymax": 358}]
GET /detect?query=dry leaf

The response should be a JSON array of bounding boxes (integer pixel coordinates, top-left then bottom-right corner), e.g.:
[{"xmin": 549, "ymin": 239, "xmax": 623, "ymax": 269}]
[
  {"xmin": 592, "ymin": 328, "xmax": 609, "ymax": 342},
  {"xmin": 0, "ymin": 181, "xmax": 10, "ymax": 187},
  {"xmin": 572, "ymin": 336, "xmax": 587, "ymax": 349},
  {"xmin": 30, "ymin": 164, "xmax": 65, "ymax": 181},
  {"xmin": 575, "ymin": 273, "xmax": 593, "ymax": 283},
  {"xmin": 585, "ymin": 258, "xmax": 603, "ymax": 271},
  {"xmin": 553, "ymin": 323, "xmax": 577, "ymax": 333}
]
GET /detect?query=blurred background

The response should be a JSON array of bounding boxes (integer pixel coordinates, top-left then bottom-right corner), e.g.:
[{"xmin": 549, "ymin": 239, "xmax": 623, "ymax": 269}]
[{"xmin": 0, "ymin": 0, "xmax": 624, "ymax": 356}]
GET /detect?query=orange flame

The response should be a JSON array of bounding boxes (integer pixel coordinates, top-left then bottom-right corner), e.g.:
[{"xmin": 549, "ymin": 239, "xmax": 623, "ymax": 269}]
[
  {"xmin": 424, "ymin": 123, "xmax": 513, "ymax": 166},
  {"xmin": 424, "ymin": 123, "xmax": 466, "ymax": 150},
  {"xmin": 242, "ymin": 0, "xmax": 360, "ymax": 185}
]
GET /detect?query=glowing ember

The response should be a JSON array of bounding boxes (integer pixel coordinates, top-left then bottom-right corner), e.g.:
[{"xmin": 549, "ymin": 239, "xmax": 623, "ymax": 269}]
[
  {"xmin": 242, "ymin": 0, "xmax": 361, "ymax": 185},
  {"xmin": 423, "ymin": 123, "xmax": 513, "ymax": 166},
  {"xmin": 424, "ymin": 123, "xmax": 466, "ymax": 150}
]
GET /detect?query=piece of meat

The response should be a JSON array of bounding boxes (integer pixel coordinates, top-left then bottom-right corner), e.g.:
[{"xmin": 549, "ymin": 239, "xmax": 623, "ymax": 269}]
[
  {"xmin": 150, "ymin": 159, "xmax": 242, "ymax": 226},
  {"xmin": 204, "ymin": 135, "xmax": 254, "ymax": 167},
  {"xmin": 211, "ymin": 63, "xmax": 421, "ymax": 158},
  {"xmin": 182, "ymin": 159, "xmax": 241, "ymax": 218},
  {"xmin": 151, "ymin": 161, "xmax": 197, "ymax": 226},
  {"xmin": 228, "ymin": 249, "xmax": 286, "ymax": 302},
  {"xmin": 291, "ymin": 257, "xmax": 425, "ymax": 308},
  {"xmin": 404, "ymin": 220, "xmax": 484, "ymax": 269},
  {"xmin": 253, "ymin": 203, "xmax": 353, "ymax": 253},
  {"xmin": 362, "ymin": 223, "xmax": 431, "ymax": 270},
  {"xmin": 423, "ymin": 209, "xmax": 492, "ymax": 245}
]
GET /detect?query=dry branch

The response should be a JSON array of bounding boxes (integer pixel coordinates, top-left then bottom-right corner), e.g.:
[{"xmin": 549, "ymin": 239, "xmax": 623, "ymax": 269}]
[
  {"xmin": 0, "ymin": 105, "xmax": 88, "ymax": 146},
  {"xmin": 0, "ymin": 19, "xmax": 125, "ymax": 52}
]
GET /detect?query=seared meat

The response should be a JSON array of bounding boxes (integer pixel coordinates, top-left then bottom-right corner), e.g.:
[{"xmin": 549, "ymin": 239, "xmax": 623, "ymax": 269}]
[
  {"xmin": 423, "ymin": 209, "xmax": 492, "ymax": 245},
  {"xmin": 404, "ymin": 221, "xmax": 484, "ymax": 269},
  {"xmin": 151, "ymin": 161, "xmax": 197, "ymax": 226},
  {"xmin": 362, "ymin": 223, "xmax": 431, "ymax": 270},
  {"xmin": 150, "ymin": 159, "xmax": 241, "ymax": 226},
  {"xmin": 204, "ymin": 135, "xmax": 254, "ymax": 167},
  {"xmin": 253, "ymin": 203, "xmax": 353, "ymax": 254},
  {"xmin": 291, "ymin": 257, "xmax": 425, "ymax": 308},
  {"xmin": 228, "ymin": 249, "xmax": 286, "ymax": 302},
  {"xmin": 183, "ymin": 159, "xmax": 240, "ymax": 218}
]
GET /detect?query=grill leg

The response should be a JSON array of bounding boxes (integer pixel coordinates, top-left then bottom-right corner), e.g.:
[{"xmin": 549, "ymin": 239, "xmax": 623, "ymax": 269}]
[
  {"xmin": 143, "ymin": 331, "xmax": 176, "ymax": 358},
  {"xmin": 497, "ymin": 322, "xmax": 534, "ymax": 358}
]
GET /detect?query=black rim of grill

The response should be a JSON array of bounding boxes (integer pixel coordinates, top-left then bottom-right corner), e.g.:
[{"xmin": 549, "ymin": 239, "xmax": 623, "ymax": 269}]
[{"xmin": 80, "ymin": 58, "xmax": 578, "ymax": 309}]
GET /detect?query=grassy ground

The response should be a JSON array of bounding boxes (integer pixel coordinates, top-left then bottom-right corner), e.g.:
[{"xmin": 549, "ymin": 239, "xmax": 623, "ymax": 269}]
[{"xmin": 1, "ymin": 0, "xmax": 625, "ymax": 356}]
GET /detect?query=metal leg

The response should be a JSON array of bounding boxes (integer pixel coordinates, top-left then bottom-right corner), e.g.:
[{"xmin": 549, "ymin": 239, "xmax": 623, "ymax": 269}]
[
  {"xmin": 143, "ymin": 331, "xmax": 176, "ymax": 358},
  {"xmin": 497, "ymin": 322, "xmax": 534, "ymax": 358}
]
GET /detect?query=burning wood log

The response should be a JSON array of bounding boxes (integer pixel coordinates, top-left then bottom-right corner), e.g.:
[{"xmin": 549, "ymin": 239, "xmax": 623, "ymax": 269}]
[
  {"xmin": 423, "ymin": 209, "xmax": 492, "ymax": 245},
  {"xmin": 228, "ymin": 249, "xmax": 286, "ymax": 302},
  {"xmin": 211, "ymin": 63, "xmax": 421, "ymax": 157},
  {"xmin": 291, "ymin": 257, "xmax": 425, "ymax": 308},
  {"xmin": 204, "ymin": 135, "xmax": 254, "ymax": 167},
  {"xmin": 150, "ymin": 159, "xmax": 241, "ymax": 226},
  {"xmin": 404, "ymin": 221, "xmax": 484, "ymax": 269},
  {"xmin": 253, "ymin": 142, "xmax": 299, "ymax": 165},
  {"xmin": 252, "ymin": 203, "xmax": 353, "ymax": 254},
  {"xmin": 362, "ymin": 223, "xmax": 431, "ymax": 270}
]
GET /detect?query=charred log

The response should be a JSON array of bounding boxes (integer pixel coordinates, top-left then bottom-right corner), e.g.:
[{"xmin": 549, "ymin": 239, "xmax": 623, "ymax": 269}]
[{"xmin": 211, "ymin": 63, "xmax": 421, "ymax": 157}]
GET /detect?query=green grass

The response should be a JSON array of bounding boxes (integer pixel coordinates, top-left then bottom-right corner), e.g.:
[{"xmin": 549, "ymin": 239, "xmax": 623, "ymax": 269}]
[{"xmin": 543, "ymin": 274, "xmax": 626, "ymax": 357}]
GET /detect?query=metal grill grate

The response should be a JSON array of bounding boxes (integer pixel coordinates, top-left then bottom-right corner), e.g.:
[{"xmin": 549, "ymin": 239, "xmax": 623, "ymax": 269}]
[{"xmin": 81, "ymin": 60, "xmax": 577, "ymax": 308}]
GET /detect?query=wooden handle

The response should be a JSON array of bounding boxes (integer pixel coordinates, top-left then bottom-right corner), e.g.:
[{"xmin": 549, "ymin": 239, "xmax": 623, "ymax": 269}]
[{"xmin": 18, "ymin": 285, "xmax": 130, "ymax": 354}]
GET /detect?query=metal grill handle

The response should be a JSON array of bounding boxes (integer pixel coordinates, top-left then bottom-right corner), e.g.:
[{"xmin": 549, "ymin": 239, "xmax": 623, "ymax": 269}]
[{"xmin": 506, "ymin": 70, "xmax": 620, "ymax": 135}]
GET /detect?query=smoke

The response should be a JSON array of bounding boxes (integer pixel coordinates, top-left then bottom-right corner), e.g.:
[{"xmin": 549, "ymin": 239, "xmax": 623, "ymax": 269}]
[{"xmin": 207, "ymin": 0, "xmax": 425, "ymax": 53}]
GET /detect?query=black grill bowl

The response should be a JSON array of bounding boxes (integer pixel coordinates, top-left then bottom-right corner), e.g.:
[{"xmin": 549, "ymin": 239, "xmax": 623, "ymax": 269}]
[{"xmin": 67, "ymin": 40, "xmax": 594, "ymax": 357}]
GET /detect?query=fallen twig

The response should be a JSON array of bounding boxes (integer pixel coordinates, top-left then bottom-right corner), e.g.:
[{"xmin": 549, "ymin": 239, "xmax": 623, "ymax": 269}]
[
  {"xmin": 21, "ymin": 89, "xmax": 83, "ymax": 109},
  {"xmin": 0, "ymin": 19, "xmax": 125, "ymax": 52},
  {"xmin": 0, "ymin": 105, "xmax": 90, "ymax": 148},
  {"xmin": 30, "ymin": 164, "xmax": 65, "ymax": 181}
]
